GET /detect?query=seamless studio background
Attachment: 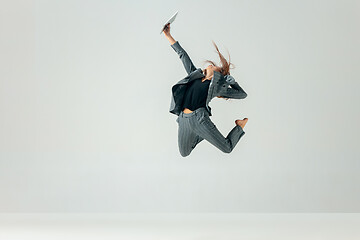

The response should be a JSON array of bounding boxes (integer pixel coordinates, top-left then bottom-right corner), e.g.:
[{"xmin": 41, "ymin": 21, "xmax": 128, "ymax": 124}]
[{"xmin": 0, "ymin": 0, "xmax": 359, "ymax": 212}]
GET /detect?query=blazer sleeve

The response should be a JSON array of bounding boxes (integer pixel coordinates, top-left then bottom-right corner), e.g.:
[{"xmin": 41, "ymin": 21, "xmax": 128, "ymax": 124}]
[
  {"xmin": 221, "ymin": 74, "xmax": 248, "ymax": 99},
  {"xmin": 171, "ymin": 41, "xmax": 197, "ymax": 75}
]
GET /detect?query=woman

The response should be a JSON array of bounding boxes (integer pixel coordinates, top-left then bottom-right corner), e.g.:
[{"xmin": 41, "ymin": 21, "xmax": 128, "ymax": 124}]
[{"xmin": 163, "ymin": 23, "xmax": 248, "ymax": 157}]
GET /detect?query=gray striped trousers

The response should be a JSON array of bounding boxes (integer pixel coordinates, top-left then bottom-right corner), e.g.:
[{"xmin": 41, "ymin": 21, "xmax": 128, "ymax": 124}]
[{"xmin": 176, "ymin": 107, "xmax": 245, "ymax": 157}]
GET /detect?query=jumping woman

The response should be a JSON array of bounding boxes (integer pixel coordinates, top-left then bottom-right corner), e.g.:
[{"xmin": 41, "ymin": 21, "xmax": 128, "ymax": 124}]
[{"xmin": 163, "ymin": 23, "xmax": 248, "ymax": 157}]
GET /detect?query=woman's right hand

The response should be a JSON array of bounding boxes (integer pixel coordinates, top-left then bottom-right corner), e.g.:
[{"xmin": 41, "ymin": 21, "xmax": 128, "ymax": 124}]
[{"xmin": 163, "ymin": 23, "xmax": 171, "ymax": 36}]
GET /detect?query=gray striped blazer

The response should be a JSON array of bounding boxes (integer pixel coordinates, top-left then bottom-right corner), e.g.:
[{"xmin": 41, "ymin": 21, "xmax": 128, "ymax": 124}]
[{"xmin": 169, "ymin": 41, "xmax": 247, "ymax": 116}]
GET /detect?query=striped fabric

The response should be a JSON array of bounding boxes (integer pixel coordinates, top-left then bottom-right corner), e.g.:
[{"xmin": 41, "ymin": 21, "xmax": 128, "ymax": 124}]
[{"xmin": 176, "ymin": 107, "xmax": 245, "ymax": 157}]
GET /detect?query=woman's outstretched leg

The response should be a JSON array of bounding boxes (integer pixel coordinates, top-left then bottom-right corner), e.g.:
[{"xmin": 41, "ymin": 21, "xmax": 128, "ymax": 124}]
[{"xmin": 192, "ymin": 115, "xmax": 247, "ymax": 154}]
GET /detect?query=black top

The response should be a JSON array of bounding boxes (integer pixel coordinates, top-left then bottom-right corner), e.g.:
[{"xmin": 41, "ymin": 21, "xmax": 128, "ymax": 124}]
[{"xmin": 182, "ymin": 78, "xmax": 210, "ymax": 111}]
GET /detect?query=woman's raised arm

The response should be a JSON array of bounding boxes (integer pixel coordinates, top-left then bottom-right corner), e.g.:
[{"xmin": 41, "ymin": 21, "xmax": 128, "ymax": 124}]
[
  {"xmin": 163, "ymin": 23, "xmax": 197, "ymax": 75},
  {"xmin": 163, "ymin": 23, "xmax": 176, "ymax": 45}
]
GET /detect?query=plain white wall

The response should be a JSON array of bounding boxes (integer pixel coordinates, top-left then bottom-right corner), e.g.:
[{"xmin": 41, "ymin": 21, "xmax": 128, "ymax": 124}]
[{"xmin": 0, "ymin": 0, "xmax": 359, "ymax": 212}]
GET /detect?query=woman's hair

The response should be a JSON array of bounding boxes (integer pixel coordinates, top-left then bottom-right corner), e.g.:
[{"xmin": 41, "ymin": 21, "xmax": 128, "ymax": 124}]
[
  {"xmin": 203, "ymin": 40, "xmax": 235, "ymax": 76},
  {"xmin": 203, "ymin": 40, "xmax": 235, "ymax": 100}
]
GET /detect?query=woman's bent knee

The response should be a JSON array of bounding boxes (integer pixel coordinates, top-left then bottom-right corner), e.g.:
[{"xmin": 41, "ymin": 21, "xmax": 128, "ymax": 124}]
[
  {"xmin": 180, "ymin": 149, "xmax": 191, "ymax": 157},
  {"xmin": 221, "ymin": 145, "xmax": 233, "ymax": 154},
  {"xmin": 180, "ymin": 152, "xmax": 190, "ymax": 157}
]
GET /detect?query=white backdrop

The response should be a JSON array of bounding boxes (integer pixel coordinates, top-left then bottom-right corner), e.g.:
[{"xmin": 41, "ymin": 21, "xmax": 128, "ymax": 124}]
[{"xmin": 0, "ymin": 0, "xmax": 359, "ymax": 212}]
